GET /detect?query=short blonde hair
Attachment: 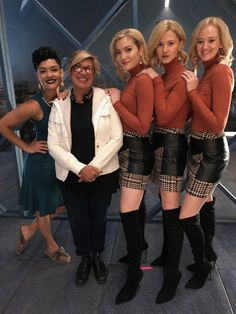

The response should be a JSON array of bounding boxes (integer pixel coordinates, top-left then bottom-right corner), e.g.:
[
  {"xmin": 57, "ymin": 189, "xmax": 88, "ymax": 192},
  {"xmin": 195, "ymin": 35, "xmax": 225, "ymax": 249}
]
[
  {"xmin": 67, "ymin": 50, "xmax": 101, "ymax": 76},
  {"xmin": 110, "ymin": 28, "xmax": 149, "ymax": 80},
  {"xmin": 148, "ymin": 19, "xmax": 188, "ymax": 69},
  {"xmin": 189, "ymin": 17, "xmax": 234, "ymax": 68}
]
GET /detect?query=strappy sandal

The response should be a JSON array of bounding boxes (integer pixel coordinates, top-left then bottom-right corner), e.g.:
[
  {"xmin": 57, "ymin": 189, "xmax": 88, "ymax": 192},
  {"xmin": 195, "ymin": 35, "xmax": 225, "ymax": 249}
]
[
  {"xmin": 16, "ymin": 224, "xmax": 28, "ymax": 256},
  {"xmin": 45, "ymin": 246, "xmax": 71, "ymax": 265}
]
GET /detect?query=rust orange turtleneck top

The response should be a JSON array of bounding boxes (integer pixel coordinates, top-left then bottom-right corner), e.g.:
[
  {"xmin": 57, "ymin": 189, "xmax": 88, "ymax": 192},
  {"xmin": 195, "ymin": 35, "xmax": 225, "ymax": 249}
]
[
  {"xmin": 188, "ymin": 55, "xmax": 234, "ymax": 134},
  {"xmin": 113, "ymin": 64, "xmax": 154, "ymax": 136},
  {"xmin": 153, "ymin": 57, "xmax": 189, "ymax": 129}
]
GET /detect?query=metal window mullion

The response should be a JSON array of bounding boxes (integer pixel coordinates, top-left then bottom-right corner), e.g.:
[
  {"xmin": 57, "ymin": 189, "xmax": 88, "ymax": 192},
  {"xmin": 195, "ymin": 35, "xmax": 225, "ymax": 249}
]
[
  {"xmin": 0, "ymin": 0, "xmax": 23, "ymax": 186},
  {"xmin": 132, "ymin": 0, "xmax": 138, "ymax": 28}
]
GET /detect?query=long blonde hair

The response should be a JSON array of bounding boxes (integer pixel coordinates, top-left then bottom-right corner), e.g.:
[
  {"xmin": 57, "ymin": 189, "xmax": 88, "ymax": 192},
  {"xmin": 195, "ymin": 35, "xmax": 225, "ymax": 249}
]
[
  {"xmin": 110, "ymin": 28, "xmax": 149, "ymax": 80},
  {"xmin": 189, "ymin": 17, "xmax": 234, "ymax": 69},
  {"xmin": 148, "ymin": 19, "xmax": 188, "ymax": 69}
]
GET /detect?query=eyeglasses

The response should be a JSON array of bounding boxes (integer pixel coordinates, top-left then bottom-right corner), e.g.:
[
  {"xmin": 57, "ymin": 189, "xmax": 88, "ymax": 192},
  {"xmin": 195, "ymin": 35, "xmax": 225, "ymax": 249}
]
[{"xmin": 72, "ymin": 64, "xmax": 94, "ymax": 74}]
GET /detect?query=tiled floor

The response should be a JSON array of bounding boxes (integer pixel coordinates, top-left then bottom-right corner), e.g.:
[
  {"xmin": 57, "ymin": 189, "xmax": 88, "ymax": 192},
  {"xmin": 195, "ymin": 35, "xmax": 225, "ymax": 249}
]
[
  {"xmin": 0, "ymin": 216, "xmax": 235, "ymax": 314},
  {"xmin": 0, "ymin": 139, "xmax": 235, "ymax": 313}
]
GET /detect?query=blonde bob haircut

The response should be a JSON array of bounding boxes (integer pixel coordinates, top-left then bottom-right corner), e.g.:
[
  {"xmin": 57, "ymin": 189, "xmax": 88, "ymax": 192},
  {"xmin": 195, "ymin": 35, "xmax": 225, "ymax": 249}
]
[
  {"xmin": 67, "ymin": 49, "xmax": 101, "ymax": 76},
  {"xmin": 189, "ymin": 17, "xmax": 234, "ymax": 69},
  {"xmin": 110, "ymin": 28, "xmax": 149, "ymax": 80},
  {"xmin": 148, "ymin": 19, "xmax": 188, "ymax": 69}
]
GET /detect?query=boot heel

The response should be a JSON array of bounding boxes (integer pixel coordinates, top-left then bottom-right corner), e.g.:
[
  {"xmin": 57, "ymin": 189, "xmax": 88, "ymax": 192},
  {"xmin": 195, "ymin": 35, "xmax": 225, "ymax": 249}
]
[
  {"xmin": 141, "ymin": 249, "xmax": 148, "ymax": 263},
  {"xmin": 209, "ymin": 269, "xmax": 212, "ymax": 281},
  {"xmin": 144, "ymin": 249, "xmax": 147, "ymax": 260},
  {"xmin": 212, "ymin": 260, "xmax": 216, "ymax": 269},
  {"xmin": 208, "ymin": 258, "xmax": 216, "ymax": 271}
]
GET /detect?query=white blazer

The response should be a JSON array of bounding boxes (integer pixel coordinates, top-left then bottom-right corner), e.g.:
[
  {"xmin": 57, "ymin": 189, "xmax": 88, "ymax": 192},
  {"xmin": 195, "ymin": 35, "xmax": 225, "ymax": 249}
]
[{"xmin": 48, "ymin": 87, "xmax": 123, "ymax": 182}]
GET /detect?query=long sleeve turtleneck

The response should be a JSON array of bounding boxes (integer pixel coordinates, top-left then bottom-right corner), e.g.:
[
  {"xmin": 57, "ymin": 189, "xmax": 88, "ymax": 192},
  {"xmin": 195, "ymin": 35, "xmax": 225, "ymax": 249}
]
[
  {"xmin": 153, "ymin": 57, "xmax": 189, "ymax": 128},
  {"xmin": 188, "ymin": 55, "xmax": 234, "ymax": 134},
  {"xmin": 113, "ymin": 64, "xmax": 154, "ymax": 136}
]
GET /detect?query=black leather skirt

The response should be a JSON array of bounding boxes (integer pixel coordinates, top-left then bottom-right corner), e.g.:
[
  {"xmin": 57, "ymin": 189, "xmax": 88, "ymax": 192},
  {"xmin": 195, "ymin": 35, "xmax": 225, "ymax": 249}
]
[
  {"xmin": 189, "ymin": 135, "xmax": 229, "ymax": 183},
  {"xmin": 152, "ymin": 132, "xmax": 188, "ymax": 176},
  {"xmin": 122, "ymin": 135, "xmax": 154, "ymax": 175}
]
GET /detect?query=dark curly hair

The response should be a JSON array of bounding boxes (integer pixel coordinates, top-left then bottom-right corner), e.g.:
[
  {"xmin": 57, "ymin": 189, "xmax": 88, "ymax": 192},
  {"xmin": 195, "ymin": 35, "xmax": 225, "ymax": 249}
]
[{"xmin": 32, "ymin": 46, "xmax": 61, "ymax": 71}]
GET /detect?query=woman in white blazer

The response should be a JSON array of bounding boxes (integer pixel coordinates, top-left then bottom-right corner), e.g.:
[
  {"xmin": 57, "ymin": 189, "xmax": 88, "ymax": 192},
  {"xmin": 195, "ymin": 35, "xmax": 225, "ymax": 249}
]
[{"xmin": 48, "ymin": 50, "xmax": 123, "ymax": 287}]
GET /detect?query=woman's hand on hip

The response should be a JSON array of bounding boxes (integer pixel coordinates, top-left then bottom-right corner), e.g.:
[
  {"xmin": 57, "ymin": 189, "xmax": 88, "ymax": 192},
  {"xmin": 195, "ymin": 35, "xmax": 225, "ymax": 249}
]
[{"xmin": 26, "ymin": 140, "xmax": 48, "ymax": 154}]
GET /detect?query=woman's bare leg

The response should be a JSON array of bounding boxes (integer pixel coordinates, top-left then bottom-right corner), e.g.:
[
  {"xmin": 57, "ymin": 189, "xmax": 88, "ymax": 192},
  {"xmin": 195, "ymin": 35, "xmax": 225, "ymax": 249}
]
[
  {"xmin": 36, "ymin": 212, "xmax": 59, "ymax": 252},
  {"xmin": 20, "ymin": 206, "xmax": 65, "ymax": 242},
  {"xmin": 179, "ymin": 193, "xmax": 208, "ymax": 219},
  {"xmin": 160, "ymin": 188, "xmax": 180, "ymax": 210},
  {"xmin": 120, "ymin": 187, "xmax": 144, "ymax": 213}
]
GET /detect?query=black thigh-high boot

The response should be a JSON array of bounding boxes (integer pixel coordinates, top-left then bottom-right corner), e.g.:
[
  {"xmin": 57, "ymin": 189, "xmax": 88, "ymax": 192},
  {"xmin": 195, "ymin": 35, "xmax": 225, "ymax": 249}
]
[
  {"xmin": 115, "ymin": 210, "xmax": 143, "ymax": 305},
  {"xmin": 186, "ymin": 198, "xmax": 217, "ymax": 272},
  {"xmin": 181, "ymin": 215, "xmax": 212, "ymax": 289},
  {"xmin": 151, "ymin": 209, "xmax": 167, "ymax": 267},
  {"xmin": 156, "ymin": 208, "xmax": 183, "ymax": 303},
  {"xmin": 138, "ymin": 196, "xmax": 149, "ymax": 253},
  {"xmin": 118, "ymin": 197, "xmax": 148, "ymax": 264},
  {"xmin": 200, "ymin": 197, "xmax": 217, "ymax": 263}
]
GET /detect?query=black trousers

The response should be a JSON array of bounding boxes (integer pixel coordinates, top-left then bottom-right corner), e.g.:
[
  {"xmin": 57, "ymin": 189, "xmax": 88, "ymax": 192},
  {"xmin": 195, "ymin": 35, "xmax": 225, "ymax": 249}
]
[{"xmin": 60, "ymin": 183, "xmax": 112, "ymax": 256}]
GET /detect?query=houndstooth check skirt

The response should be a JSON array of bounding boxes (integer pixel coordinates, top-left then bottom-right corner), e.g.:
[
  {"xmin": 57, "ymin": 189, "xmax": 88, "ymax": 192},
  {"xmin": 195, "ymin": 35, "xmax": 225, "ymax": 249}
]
[
  {"xmin": 150, "ymin": 130, "xmax": 188, "ymax": 192},
  {"xmin": 118, "ymin": 132, "xmax": 154, "ymax": 190},
  {"xmin": 186, "ymin": 132, "xmax": 229, "ymax": 198}
]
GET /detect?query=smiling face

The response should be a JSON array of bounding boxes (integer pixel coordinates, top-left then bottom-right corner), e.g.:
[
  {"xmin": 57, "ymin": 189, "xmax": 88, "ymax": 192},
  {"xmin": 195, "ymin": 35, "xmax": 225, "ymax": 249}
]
[
  {"xmin": 155, "ymin": 30, "xmax": 181, "ymax": 64},
  {"xmin": 70, "ymin": 58, "xmax": 94, "ymax": 92},
  {"xmin": 114, "ymin": 36, "xmax": 142, "ymax": 72},
  {"xmin": 37, "ymin": 59, "xmax": 62, "ymax": 91},
  {"xmin": 195, "ymin": 25, "xmax": 221, "ymax": 62}
]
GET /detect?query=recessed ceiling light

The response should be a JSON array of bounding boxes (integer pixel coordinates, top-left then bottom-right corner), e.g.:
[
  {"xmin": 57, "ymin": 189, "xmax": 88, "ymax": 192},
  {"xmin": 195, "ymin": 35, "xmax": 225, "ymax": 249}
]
[{"xmin": 165, "ymin": 0, "xmax": 170, "ymax": 8}]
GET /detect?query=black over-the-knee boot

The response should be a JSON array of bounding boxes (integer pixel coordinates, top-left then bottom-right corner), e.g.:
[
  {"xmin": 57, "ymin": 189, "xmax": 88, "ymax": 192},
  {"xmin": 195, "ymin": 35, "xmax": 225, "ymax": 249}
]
[
  {"xmin": 138, "ymin": 196, "xmax": 149, "ymax": 252},
  {"xmin": 156, "ymin": 208, "xmax": 183, "ymax": 304},
  {"xmin": 186, "ymin": 198, "xmax": 217, "ymax": 272},
  {"xmin": 115, "ymin": 210, "xmax": 143, "ymax": 305},
  {"xmin": 118, "ymin": 197, "xmax": 148, "ymax": 264},
  {"xmin": 200, "ymin": 198, "xmax": 217, "ymax": 263},
  {"xmin": 181, "ymin": 215, "xmax": 212, "ymax": 289},
  {"xmin": 151, "ymin": 209, "xmax": 167, "ymax": 267}
]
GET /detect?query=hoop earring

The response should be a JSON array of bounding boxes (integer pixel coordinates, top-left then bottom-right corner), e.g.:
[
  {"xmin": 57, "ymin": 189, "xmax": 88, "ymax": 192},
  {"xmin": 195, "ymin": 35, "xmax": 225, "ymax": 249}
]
[{"xmin": 38, "ymin": 82, "xmax": 42, "ymax": 90}]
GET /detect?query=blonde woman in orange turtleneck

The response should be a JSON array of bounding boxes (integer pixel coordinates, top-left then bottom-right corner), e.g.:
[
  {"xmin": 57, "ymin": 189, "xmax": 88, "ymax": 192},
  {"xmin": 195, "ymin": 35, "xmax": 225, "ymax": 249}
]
[
  {"xmin": 107, "ymin": 28, "xmax": 154, "ymax": 304},
  {"xmin": 180, "ymin": 16, "xmax": 234, "ymax": 292},
  {"xmin": 141, "ymin": 20, "xmax": 189, "ymax": 303}
]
